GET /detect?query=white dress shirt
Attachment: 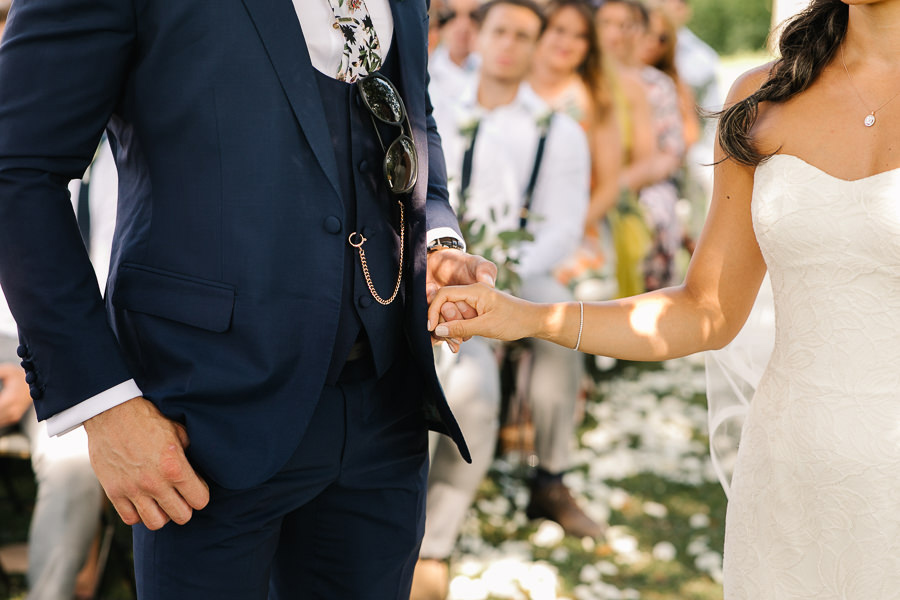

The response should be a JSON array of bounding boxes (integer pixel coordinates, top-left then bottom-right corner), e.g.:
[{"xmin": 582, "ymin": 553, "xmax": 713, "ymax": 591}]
[
  {"xmin": 428, "ymin": 45, "xmax": 479, "ymax": 112},
  {"xmin": 291, "ymin": 0, "xmax": 393, "ymax": 77},
  {"xmin": 47, "ymin": 0, "xmax": 460, "ymax": 435},
  {"xmin": 434, "ymin": 82, "xmax": 590, "ymax": 278}
]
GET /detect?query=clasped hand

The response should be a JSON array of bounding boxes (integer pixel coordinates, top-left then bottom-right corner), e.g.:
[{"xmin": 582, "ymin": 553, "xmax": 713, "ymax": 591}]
[
  {"xmin": 425, "ymin": 249, "xmax": 497, "ymax": 351},
  {"xmin": 427, "ymin": 282, "xmax": 537, "ymax": 343}
]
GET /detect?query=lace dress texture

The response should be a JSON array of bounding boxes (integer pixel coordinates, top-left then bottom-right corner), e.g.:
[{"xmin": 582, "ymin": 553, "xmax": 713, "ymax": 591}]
[{"xmin": 723, "ymin": 153, "xmax": 900, "ymax": 599}]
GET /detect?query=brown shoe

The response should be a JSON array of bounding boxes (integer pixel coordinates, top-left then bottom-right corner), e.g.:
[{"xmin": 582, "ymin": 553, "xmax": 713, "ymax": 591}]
[
  {"xmin": 526, "ymin": 479, "xmax": 606, "ymax": 539},
  {"xmin": 409, "ymin": 558, "xmax": 448, "ymax": 600}
]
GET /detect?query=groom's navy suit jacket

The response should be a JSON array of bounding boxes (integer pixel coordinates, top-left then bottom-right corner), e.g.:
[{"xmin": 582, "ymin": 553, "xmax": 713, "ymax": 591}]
[{"xmin": 0, "ymin": 0, "xmax": 469, "ymax": 489}]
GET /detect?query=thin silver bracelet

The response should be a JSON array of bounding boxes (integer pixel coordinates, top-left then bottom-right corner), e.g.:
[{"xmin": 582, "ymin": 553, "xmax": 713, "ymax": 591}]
[{"xmin": 574, "ymin": 300, "xmax": 584, "ymax": 352}]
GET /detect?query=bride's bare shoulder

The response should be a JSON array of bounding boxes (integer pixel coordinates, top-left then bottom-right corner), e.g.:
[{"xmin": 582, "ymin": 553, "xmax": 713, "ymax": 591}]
[
  {"xmin": 724, "ymin": 61, "xmax": 775, "ymax": 106},
  {"xmin": 723, "ymin": 61, "xmax": 783, "ymax": 154}
]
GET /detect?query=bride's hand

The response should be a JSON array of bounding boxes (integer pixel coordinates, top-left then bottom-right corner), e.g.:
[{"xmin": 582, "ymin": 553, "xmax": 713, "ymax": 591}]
[{"xmin": 426, "ymin": 282, "xmax": 540, "ymax": 342}]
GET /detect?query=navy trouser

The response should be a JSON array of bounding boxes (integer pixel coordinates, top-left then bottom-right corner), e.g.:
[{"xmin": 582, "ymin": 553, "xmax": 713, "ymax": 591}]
[{"xmin": 132, "ymin": 352, "xmax": 429, "ymax": 599}]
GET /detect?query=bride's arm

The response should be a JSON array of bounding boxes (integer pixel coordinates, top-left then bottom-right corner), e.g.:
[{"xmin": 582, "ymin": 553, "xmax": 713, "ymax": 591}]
[{"xmin": 430, "ymin": 67, "xmax": 772, "ymax": 361}]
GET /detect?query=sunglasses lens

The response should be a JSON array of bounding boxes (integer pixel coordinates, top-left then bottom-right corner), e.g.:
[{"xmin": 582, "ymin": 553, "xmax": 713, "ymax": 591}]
[
  {"xmin": 359, "ymin": 77, "xmax": 404, "ymax": 124},
  {"xmin": 384, "ymin": 136, "xmax": 417, "ymax": 192}
]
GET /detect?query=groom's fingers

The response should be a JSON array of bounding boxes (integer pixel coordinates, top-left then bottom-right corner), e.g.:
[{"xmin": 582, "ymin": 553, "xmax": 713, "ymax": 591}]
[
  {"xmin": 427, "ymin": 284, "xmax": 486, "ymax": 332},
  {"xmin": 456, "ymin": 301, "xmax": 478, "ymax": 321},
  {"xmin": 473, "ymin": 259, "xmax": 497, "ymax": 288},
  {"xmin": 439, "ymin": 300, "xmax": 477, "ymax": 327}
]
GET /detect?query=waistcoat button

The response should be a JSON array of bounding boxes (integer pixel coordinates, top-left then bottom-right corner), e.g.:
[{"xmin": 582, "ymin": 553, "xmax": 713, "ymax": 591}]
[{"xmin": 323, "ymin": 216, "xmax": 342, "ymax": 234}]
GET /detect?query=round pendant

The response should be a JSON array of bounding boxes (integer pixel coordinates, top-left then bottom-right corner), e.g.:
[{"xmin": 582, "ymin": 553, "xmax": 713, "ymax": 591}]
[{"xmin": 865, "ymin": 113, "xmax": 876, "ymax": 127}]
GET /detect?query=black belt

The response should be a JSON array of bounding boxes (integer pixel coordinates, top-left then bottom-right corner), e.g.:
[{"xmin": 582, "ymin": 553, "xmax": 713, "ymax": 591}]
[
  {"xmin": 338, "ymin": 338, "xmax": 374, "ymax": 383},
  {"xmin": 346, "ymin": 339, "xmax": 369, "ymax": 362}
]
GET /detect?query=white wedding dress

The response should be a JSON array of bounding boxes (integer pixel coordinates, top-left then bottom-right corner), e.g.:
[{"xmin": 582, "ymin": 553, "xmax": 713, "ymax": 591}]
[{"xmin": 723, "ymin": 153, "xmax": 900, "ymax": 599}]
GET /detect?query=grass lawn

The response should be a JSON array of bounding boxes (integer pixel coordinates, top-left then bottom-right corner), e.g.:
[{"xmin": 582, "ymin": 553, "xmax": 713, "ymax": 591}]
[{"xmin": 445, "ymin": 357, "xmax": 727, "ymax": 600}]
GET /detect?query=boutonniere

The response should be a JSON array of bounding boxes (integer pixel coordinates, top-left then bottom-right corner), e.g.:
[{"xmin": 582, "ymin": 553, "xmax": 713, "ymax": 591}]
[
  {"xmin": 458, "ymin": 117, "xmax": 479, "ymax": 142},
  {"xmin": 535, "ymin": 109, "xmax": 554, "ymax": 136}
]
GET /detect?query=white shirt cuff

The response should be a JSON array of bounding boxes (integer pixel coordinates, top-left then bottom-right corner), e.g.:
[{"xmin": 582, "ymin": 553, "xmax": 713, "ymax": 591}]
[
  {"xmin": 426, "ymin": 227, "xmax": 466, "ymax": 252},
  {"xmin": 46, "ymin": 379, "xmax": 143, "ymax": 437}
]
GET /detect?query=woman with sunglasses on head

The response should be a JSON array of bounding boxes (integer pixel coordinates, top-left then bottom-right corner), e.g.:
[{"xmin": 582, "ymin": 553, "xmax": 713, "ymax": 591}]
[
  {"xmin": 430, "ymin": 0, "xmax": 900, "ymax": 596},
  {"xmin": 639, "ymin": 4, "xmax": 700, "ymax": 152}
]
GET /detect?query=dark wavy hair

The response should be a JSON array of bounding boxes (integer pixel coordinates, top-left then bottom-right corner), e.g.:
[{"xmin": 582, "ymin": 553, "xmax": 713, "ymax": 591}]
[{"xmin": 718, "ymin": 0, "xmax": 848, "ymax": 166}]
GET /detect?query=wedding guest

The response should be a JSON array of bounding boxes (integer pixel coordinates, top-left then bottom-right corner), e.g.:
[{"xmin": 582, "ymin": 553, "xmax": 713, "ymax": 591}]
[
  {"xmin": 529, "ymin": 0, "xmax": 622, "ymax": 291},
  {"xmin": 660, "ymin": 0, "xmax": 720, "ymax": 113},
  {"xmin": 640, "ymin": 5, "xmax": 699, "ymax": 152},
  {"xmin": 660, "ymin": 0, "xmax": 720, "ymax": 239},
  {"xmin": 628, "ymin": 1, "xmax": 686, "ymax": 290},
  {"xmin": 596, "ymin": 0, "xmax": 661, "ymax": 296},
  {"xmin": 429, "ymin": 0, "xmax": 482, "ymax": 105}
]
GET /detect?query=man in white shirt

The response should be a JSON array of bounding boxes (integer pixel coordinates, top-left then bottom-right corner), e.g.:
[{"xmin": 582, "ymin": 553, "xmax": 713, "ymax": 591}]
[
  {"xmin": 413, "ymin": 0, "xmax": 597, "ymax": 594},
  {"xmin": 428, "ymin": 0, "xmax": 482, "ymax": 109},
  {"xmin": 0, "ymin": 138, "xmax": 115, "ymax": 600}
]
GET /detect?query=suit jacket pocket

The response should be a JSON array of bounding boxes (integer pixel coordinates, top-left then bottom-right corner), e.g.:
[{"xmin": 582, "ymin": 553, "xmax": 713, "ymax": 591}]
[{"xmin": 112, "ymin": 263, "xmax": 236, "ymax": 333}]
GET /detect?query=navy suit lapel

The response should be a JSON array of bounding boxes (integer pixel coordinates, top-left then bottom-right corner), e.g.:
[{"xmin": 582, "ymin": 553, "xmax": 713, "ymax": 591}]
[
  {"xmin": 240, "ymin": 0, "xmax": 342, "ymax": 201},
  {"xmin": 388, "ymin": 0, "xmax": 429, "ymax": 203},
  {"xmin": 388, "ymin": 0, "xmax": 425, "ymax": 119}
]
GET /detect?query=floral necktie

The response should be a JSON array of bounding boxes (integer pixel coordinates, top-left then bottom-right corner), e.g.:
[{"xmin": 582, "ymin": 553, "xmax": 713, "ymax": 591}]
[{"xmin": 326, "ymin": 0, "xmax": 383, "ymax": 83}]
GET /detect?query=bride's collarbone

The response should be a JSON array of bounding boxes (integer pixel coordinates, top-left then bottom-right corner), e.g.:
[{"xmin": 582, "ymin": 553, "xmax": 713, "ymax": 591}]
[{"xmin": 750, "ymin": 99, "xmax": 900, "ymax": 181}]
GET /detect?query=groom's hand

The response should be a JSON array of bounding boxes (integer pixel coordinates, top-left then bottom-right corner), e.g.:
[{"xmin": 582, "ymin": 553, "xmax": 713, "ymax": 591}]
[
  {"xmin": 426, "ymin": 249, "xmax": 497, "ymax": 350},
  {"xmin": 84, "ymin": 397, "xmax": 209, "ymax": 530}
]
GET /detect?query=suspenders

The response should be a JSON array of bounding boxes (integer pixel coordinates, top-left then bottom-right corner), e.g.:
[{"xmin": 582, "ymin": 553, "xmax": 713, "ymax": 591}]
[{"xmin": 458, "ymin": 113, "xmax": 554, "ymax": 231}]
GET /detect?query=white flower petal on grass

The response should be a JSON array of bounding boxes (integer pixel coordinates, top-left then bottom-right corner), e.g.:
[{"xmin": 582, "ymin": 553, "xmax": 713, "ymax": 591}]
[
  {"xmin": 481, "ymin": 558, "xmax": 532, "ymax": 599},
  {"xmin": 652, "ymin": 541, "xmax": 677, "ymax": 561},
  {"xmin": 607, "ymin": 528, "xmax": 638, "ymax": 554},
  {"xmin": 594, "ymin": 355, "xmax": 618, "ymax": 371},
  {"xmin": 448, "ymin": 575, "xmax": 489, "ymax": 600},
  {"xmin": 550, "ymin": 547, "xmax": 569, "ymax": 563},
  {"xmin": 607, "ymin": 488, "xmax": 631, "ymax": 510},
  {"xmin": 642, "ymin": 501, "xmax": 668, "ymax": 518},
  {"xmin": 497, "ymin": 540, "xmax": 534, "ymax": 562},
  {"xmin": 457, "ymin": 558, "xmax": 485, "ymax": 578},
  {"xmin": 477, "ymin": 495, "xmax": 511, "ymax": 517},
  {"xmin": 595, "ymin": 561, "xmax": 619, "ymax": 576},
  {"xmin": 583, "ymin": 503, "xmax": 611, "ymax": 529},
  {"xmin": 574, "ymin": 584, "xmax": 599, "ymax": 600},
  {"xmin": 689, "ymin": 513, "xmax": 711, "ymax": 529},
  {"xmin": 579, "ymin": 564, "xmax": 600, "ymax": 583},
  {"xmin": 686, "ymin": 536, "xmax": 710, "ymax": 557},
  {"xmin": 695, "ymin": 551, "xmax": 724, "ymax": 582},
  {"xmin": 531, "ymin": 520, "xmax": 566, "ymax": 548},
  {"xmin": 590, "ymin": 580, "xmax": 625, "ymax": 599},
  {"xmin": 520, "ymin": 562, "xmax": 560, "ymax": 600}
]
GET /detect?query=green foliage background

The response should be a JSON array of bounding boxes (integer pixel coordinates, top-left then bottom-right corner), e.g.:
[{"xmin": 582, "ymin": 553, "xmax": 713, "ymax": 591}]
[{"xmin": 688, "ymin": 0, "xmax": 773, "ymax": 55}]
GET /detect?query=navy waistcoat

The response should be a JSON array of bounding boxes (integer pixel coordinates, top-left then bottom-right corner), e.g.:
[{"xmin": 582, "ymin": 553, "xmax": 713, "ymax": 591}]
[{"xmin": 315, "ymin": 46, "xmax": 405, "ymax": 382}]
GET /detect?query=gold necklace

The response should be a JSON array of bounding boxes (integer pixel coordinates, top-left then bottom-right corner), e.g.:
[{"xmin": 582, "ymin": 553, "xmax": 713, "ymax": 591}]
[{"xmin": 840, "ymin": 45, "xmax": 900, "ymax": 128}]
